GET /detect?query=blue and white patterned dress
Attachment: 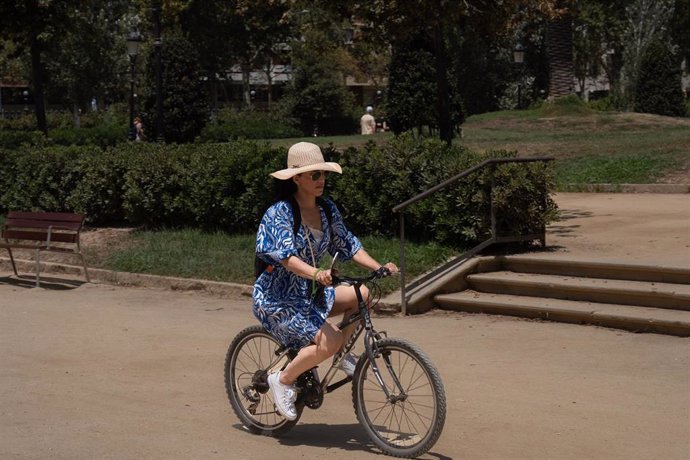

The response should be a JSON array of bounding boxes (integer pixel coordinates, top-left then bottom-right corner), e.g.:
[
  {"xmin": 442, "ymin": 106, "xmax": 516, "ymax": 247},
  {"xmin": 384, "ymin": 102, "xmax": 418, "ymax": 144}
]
[{"xmin": 252, "ymin": 198, "xmax": 362, "ymax": 350}]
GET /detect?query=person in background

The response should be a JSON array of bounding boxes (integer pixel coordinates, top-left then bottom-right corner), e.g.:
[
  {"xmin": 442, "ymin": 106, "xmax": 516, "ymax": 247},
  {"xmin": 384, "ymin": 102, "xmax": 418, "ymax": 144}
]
[
  {"xmin": 134, "ymin": 117, "xmax": 146, "ymax": 142},
  {"xmin": 360, "ymin": 106, "xmax": 376, "ymax": 135}
]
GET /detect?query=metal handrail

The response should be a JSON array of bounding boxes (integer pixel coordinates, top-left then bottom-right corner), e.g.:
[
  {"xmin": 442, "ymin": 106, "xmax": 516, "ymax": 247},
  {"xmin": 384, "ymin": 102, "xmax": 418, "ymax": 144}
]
[{"xmin": 393, "ymin": 156, "xmax": 554, "ymax": 315}]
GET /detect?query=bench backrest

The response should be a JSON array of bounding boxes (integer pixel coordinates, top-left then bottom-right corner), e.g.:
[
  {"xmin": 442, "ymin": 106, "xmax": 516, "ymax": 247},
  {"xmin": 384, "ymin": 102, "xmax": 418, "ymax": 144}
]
[{"xmin": 2, "ymin": 211, "xmax": 85, "ymax": 244}]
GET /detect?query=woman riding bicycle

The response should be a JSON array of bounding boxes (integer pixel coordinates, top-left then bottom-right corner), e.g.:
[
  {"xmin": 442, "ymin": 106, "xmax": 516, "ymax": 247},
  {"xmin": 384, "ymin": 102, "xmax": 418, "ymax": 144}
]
[{"xmin": 253, "ymin": 141, "xmax": 398, "ymax": 421}]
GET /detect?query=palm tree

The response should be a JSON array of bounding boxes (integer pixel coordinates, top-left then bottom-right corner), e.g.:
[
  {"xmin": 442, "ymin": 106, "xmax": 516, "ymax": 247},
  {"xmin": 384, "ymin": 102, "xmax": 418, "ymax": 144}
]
[{"xmin": 546, "ymin": 3, "xmax": 575, "ymax": 98}]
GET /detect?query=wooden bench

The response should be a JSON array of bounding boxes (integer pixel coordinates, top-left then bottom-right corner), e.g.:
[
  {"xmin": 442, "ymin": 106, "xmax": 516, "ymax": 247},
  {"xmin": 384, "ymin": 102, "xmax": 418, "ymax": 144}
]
[{"xmin": 0, "ymin": 211, "xmax": 90, "ymax": 287}]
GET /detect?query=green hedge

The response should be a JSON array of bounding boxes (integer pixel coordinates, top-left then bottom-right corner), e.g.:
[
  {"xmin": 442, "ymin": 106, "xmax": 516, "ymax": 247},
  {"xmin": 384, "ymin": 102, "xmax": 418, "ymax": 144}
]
[
  {"xmin": 0, "ymin": 136, "xmax": 556, "ymax": 247},
  {"xmin": 328, "ymin": 135, "xmax": 555, "ymax": 244},
  {"xmin": 197, "ymin": 109, "xmax": 302, "ymax": 142},
  {"xmin": 0, "ymin": 125, "xmax": 128, "ymax": 149}
]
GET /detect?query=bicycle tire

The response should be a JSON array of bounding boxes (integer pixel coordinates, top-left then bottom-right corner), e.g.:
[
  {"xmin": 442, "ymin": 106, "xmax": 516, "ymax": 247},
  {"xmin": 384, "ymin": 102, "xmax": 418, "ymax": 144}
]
[
  {"xmin": 224, "ymin": 325, "xmax": 302, "ymax": 436},
  {"xmin": 352, "ymin": 337, "xmax": 446, "ymax": 458}
]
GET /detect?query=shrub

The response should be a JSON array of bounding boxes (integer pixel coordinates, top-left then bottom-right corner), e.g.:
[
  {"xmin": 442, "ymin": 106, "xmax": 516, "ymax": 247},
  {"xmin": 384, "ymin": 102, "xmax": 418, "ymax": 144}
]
[
  {"xmin": 329, "ymin": 134, "xmax": 556, "ymax": 247},
  {"xmin": 0, "ymin": 145, "xmax": 90, "ymax": 213},
  {"xmin": 197, "ymin": 109, "xmax": 302, "ymax": 142},
  {"xmin": 0, "ymin": 130, "xmax": 48, "ymax": 149},
  {"xmin": 48, "ymin": 124, "xmax": 128, "ymax": 148},
  {"xmin": 587, "ymin": 94, "xmax": 618, "ymax": 112},
  {"xmin": 0, "ymin": 137, "xmax": 556, "ymax": 247}
]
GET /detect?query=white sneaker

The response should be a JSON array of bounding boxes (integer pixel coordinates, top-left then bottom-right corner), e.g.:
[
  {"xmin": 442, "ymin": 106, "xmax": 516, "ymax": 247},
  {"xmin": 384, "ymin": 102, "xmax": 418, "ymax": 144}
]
[
  {"xmin": 336, "ymin": 352, "xmax": 359, "ymax": 377},
  {"xmin": 267, "ymin": 372, "xmax": 298, "ymax": 420}
]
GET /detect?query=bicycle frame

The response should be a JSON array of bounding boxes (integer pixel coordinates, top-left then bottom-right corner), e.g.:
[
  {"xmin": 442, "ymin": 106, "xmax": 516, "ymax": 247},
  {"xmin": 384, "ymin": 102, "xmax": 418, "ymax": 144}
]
[
  {"xmin": 328, "ymin": 276, "xmax": 408, "ymax": 403},
  {"xmin": 264, "ymin": 271, "xmax": 408, "ymax": 404}
]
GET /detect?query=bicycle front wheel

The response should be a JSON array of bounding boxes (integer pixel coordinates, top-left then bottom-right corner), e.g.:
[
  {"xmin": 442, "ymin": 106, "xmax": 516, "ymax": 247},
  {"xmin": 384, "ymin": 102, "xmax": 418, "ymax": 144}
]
[
  {"xmin": 352, "ymin": 338, "xmax": 446, "ymax": 458},
  {"xmin": 224, "ymin": 325, "xmax": 301, "ymax": 436}
]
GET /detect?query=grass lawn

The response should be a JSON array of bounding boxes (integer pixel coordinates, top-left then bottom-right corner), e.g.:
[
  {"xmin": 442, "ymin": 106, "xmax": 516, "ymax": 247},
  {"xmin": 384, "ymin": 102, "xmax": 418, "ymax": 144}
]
[
  {"xmin": 458, "ymin": 106, "xmax": 690, "ymax": 187},
  {"xmin": 264, "ymin": 106, "xmax": 689, "ymax": 186},
  {"xmin": 96, "ymin": 229, "xmax": 458, "ymax": 295},
  {"xmin": 265, "ymin": 132, "xmax": 394, "ymax": 149}
]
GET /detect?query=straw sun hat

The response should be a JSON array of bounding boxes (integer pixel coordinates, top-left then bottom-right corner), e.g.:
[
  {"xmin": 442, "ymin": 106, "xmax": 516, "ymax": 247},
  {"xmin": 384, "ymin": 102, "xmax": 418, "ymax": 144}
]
[{"xmin": 270, "ymin": 142, "xmax": 342, "ymax": 180}]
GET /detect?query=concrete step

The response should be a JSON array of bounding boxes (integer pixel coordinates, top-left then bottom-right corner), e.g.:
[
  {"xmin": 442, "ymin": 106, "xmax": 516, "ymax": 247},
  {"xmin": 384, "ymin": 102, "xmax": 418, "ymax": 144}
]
[
  {"xmin": 466, "ymin": 271, "xmax": 690, "ymax": 310},
  {"xmin": 434, "ymin": 291, "xmax": 690, "ymax": 337},
  {"xmin": 500, "ymin": 256, "xmax": 690, "ymax": 285}
]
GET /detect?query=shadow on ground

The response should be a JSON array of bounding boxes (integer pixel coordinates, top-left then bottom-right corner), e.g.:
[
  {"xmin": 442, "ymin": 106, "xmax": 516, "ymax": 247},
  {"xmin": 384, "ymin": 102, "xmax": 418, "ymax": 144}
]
[
  {"xmin": 556, "ymin": 208, "xmax": 597, "ymax": 221},
  {"xmin": 0, "ymin": 274, "xmax": 84, "ymax": 290},
  {"xmin": 233, "ymin": 422, "xmax": 451, "ymax": 459}
]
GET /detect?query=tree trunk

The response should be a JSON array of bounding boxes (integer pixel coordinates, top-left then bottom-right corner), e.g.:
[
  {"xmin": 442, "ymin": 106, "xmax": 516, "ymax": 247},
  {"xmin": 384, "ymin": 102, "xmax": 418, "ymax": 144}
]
[
  {"xmin": 209, "ymin": 74, "xmax": 218, "ymax": 119},
  {"xmin": 73, "ymin": 103, "xmax": 80, "ymax": 128},
  {"xmin": 546, "ymin": 10, "xmax": 575, "ymax": 98},
  {"xmin": 241, "ymin": 62, "xmax": 251, "ymax": 109},
  {"xmin": 432, "ymin": 26, "xmax": 452, "ymax": 144},
  {"xmin": 29, "ymin": 30, "xmax": 47, "ymax": 134},
  {"xmin": 265, "ymin": 60, "xmax": 273, "ymax": 112}
]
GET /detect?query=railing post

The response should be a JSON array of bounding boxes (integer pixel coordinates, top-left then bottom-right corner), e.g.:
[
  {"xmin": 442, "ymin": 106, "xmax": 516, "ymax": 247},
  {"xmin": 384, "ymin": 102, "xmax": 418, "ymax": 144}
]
[
  {"xmin": 541, "ymin": 161, "xmax": 548, "ymax": 247},
  {"xmin": 490, "ymin": 163, "xmax": 497, "ymax": 240},
  {"xmin": 399, "ymin": 212, "xmax": 407, "ymax": 315}
]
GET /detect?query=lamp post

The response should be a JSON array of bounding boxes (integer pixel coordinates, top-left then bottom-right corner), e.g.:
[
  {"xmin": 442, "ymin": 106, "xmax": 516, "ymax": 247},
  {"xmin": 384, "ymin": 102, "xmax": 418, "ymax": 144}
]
[
  {"xmin": 126, "ymin": 31, "xmax": 142, "ymax": 141},
  {"xmin": 152, "ymin": 0, "xmax": 164, "ymax": 142},
  {"xmin": 22, "ymin": 90, "xmax": 29, "ymax": 112},
  {"xmin": 513, "ymin": 43, "xmax": 525, "ymax": 109}
]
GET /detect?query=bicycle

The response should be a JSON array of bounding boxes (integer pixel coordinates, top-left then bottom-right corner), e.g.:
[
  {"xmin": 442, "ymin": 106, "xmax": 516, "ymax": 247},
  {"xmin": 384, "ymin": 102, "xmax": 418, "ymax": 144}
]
[{"xmin": 224, "ymin": 258, "xmax": 446, "ymax": 458}]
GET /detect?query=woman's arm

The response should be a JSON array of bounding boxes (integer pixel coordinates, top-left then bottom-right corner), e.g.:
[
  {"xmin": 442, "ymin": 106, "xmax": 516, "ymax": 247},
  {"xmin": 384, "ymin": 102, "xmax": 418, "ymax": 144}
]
[
  {"xmin": 281, "ymin": 256, "xmax": 332, "ymax": 286},
  {"xmin": 352, "ymin": 248, "xmax": 398, "ymax": 273}
]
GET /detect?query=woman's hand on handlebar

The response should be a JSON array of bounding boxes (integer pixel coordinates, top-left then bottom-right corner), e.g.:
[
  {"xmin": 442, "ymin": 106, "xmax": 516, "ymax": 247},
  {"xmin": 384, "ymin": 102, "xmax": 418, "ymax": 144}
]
[
  {"xmin": 315, "ymin": 268, "xmax": 332, "ymax": 286},
  {"xmin": 382, "ymin": 262, "xmax": 399, "ymax": 274},
  {"xmin": 375, "ymin": 262, "xmax": 399, "ymax": 277}
]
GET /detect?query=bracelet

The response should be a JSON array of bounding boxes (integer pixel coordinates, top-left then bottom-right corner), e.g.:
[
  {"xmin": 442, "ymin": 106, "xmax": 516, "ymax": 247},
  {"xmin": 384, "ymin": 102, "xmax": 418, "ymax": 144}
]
[{"xmin": 312, "ymin": 268, "xmax": 323, "ymax": 282}]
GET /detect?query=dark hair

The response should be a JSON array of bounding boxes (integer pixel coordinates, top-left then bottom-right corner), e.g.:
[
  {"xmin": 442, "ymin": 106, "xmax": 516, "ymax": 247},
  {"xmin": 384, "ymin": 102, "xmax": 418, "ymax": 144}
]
[{"xmin": 273, "ymin": 177, "xmax": 297, "ymax": 201}]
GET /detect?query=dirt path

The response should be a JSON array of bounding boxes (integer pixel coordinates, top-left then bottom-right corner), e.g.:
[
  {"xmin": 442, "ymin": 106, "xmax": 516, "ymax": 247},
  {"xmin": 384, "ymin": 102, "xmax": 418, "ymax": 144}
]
[
  {"xmin": 2, "ymin": 192, "xmax": 689, "ymax": 459},
  {"xmin": 1, "ymin": 280, "xmax": 688, "ymax": 460}
]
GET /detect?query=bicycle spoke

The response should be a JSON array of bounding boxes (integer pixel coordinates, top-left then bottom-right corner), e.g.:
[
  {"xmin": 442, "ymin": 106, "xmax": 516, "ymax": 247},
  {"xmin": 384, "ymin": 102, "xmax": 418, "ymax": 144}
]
[
  {"xmin": 225, "ymin": 328, "xmax": 298, "ymax": 434},
  {"xmin": 356, "ymin": 341, "xmax": 443, "ymax": 454}
]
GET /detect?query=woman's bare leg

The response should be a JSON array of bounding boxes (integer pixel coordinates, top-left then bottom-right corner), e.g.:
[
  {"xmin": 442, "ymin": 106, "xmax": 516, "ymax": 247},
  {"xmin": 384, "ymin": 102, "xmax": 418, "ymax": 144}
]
[
  {"xmin": 279, "ymin": 285, "xmax": 371, "ymax": 384},
  {"xmin": 330, "ymin": 284, "xmax": 370, "ymax": 350},
  {"xmin": 279, "ymin": 321, "xmax": 342, "ymax": 385}
]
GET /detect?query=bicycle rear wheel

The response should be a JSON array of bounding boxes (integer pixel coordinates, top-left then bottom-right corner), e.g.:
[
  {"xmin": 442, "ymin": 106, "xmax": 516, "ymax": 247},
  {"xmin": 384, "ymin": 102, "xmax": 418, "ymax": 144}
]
[
  {"xmin": 224, "ymin": 325, "xmax": 302, "ymax": 436},
  {"xmin": 352, "ymin": 337, "xmax": 446, "ymax": 458}
]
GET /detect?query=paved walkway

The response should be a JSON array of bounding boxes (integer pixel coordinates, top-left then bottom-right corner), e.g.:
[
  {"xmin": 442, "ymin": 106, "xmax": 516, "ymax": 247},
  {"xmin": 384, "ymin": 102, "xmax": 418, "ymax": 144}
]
[
  {"xmin": 545, "ymin": 193, "xmax": 690, "ymax": 267},
  {"xmin": 1, "ymin": 281, "xmax": 688, "ymax": 460}
]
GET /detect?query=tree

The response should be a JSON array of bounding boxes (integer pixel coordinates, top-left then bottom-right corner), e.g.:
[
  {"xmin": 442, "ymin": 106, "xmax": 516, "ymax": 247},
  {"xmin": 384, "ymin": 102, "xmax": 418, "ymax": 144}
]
[
  {"xmin": 622, "ymin": 0, "xmax": 675, "ymax": 109},
  {"xmin": 386, "ymin": 38, "xmax": 438, "ymax": 134},
  {"xmin": 281, "ymin": 27, "xmax": 356, "ymax": 136},
  {"xmin": 141, "ymin": 32, "xmax": 208, "ymax": 142},
  {"xmin": 318, "ymin": 0, "xmax": 560, "ymax": 143},
  {"xmin": 0, "ymin": 0, "xmax": 79, "ymax": 133},
  {"xmin": 240, "ymin": 1, "xmax": 292, "ymax": 109},
  {"xmin": 43, "ymin": 2, "xmax": 129, "ymax": 126},
  {"xmin": 670, "ymin": 0, "xmax": 690, "ymax": 65},
  {"xmin": 634, "ymin": 39, "xmax": 687, "ymax": 117},
  {"xmin": 572, "ymin": 0, "xmax": 628, "ymax": 103},
  {"xmin": 179, "ymin": 0, "xmax": 238, "ymax": 112},
  {"xmin": 546, "ymin": 1, "xmax": 576, "ymax": 98}
]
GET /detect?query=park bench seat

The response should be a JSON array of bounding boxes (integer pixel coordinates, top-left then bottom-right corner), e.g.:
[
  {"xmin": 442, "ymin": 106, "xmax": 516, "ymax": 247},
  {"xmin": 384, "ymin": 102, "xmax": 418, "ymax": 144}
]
[{"xmin": 0, "ymin": 211, "xmax": 90, "ymax": 286}]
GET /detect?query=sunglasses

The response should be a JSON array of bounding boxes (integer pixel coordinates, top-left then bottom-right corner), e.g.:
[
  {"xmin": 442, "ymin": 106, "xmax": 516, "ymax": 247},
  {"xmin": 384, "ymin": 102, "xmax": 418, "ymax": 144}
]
[{"xmin": 307, "ymin": 170, "xmax": 329, "ymax": 181}]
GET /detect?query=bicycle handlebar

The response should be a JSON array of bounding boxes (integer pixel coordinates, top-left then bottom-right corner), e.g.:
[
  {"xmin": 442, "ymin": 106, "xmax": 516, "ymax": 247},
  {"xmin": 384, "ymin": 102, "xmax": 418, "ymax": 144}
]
[{"xmin": 331, "ymin": 266, "xmax": 391, "ymax": 286}]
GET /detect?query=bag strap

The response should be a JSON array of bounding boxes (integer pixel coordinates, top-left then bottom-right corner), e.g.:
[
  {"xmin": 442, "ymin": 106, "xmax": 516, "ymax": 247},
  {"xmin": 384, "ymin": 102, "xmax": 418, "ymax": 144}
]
[{"xmin": 287, "ymin": 195, "xmax": 334, "ymax": 238}]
